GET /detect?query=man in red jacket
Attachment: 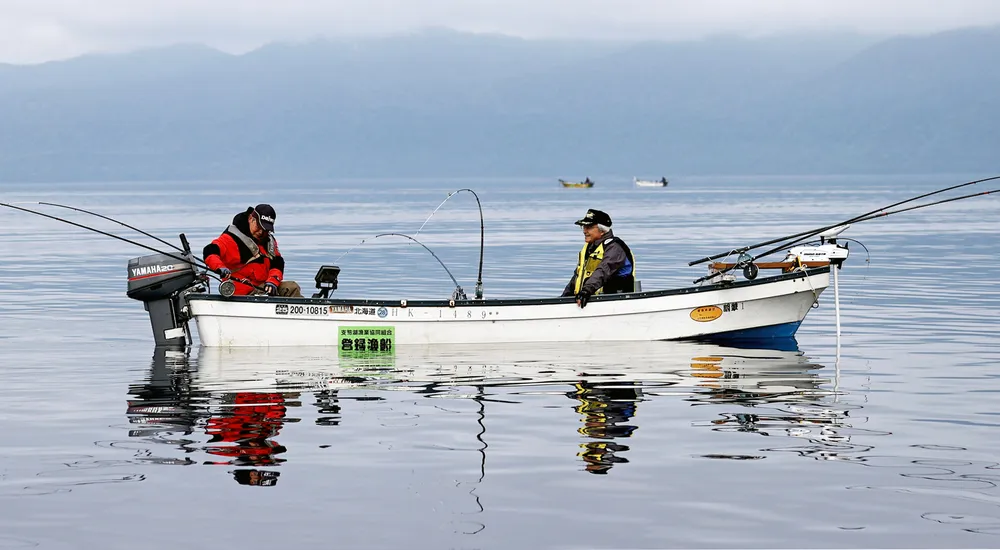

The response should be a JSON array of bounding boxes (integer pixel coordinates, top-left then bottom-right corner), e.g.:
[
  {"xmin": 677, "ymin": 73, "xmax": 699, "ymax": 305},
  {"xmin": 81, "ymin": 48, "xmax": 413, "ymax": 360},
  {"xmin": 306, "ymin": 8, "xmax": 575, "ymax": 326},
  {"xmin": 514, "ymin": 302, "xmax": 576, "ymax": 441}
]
[{"xmin": 203, "ymin": 204, "xmax": 302, "ymax": 297}]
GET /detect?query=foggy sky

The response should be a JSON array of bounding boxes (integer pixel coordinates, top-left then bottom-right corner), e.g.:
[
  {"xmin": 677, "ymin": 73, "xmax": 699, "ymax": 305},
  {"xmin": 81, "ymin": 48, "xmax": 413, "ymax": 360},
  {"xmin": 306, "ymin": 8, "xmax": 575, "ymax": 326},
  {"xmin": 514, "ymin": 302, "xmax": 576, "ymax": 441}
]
[{"xmin": 3, "ymin": 0, "xmax": 1000, "ymax": 64}]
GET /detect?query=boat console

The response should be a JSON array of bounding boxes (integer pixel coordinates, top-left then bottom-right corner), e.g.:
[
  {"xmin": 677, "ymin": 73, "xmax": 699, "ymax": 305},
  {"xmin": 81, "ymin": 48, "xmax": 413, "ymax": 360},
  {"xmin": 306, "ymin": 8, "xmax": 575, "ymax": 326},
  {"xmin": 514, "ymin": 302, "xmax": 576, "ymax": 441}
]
[{"xmin": 312, "ymin": 265, "xmax": 340, "ymax": 299}]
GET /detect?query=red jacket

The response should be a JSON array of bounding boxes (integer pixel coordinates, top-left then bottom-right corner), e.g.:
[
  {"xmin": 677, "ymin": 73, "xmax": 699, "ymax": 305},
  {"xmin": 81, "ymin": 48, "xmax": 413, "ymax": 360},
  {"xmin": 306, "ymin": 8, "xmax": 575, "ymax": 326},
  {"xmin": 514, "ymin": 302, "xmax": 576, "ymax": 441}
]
[{"xmin": 203, "ymin": 208, "xmax": 285, "ymax": 295}]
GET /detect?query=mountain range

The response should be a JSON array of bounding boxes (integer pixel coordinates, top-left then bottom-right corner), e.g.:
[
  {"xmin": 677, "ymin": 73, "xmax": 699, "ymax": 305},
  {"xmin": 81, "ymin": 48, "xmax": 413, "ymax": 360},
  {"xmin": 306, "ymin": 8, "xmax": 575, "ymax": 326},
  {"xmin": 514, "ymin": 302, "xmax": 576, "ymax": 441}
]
[{"xmin": 1, "ymin": 26, "xmax": 997, "ymax": 182}]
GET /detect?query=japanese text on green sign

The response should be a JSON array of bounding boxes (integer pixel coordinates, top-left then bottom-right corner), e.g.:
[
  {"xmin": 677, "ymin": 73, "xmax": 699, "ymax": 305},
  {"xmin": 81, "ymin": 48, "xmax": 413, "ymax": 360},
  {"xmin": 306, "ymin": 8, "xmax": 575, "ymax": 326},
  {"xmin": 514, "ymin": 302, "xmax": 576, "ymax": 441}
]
[{"xmin": 338, "ymin": 326, "xmax": 395, "ymax": 355}]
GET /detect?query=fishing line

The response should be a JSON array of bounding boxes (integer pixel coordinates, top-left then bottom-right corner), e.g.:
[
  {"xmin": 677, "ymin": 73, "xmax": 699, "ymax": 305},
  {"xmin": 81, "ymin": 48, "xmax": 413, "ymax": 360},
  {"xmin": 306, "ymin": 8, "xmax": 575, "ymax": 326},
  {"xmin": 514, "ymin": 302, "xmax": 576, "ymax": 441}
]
[
  {"xmin": 374, "ymin": 232, "xmax": 467, "ymax": 299},
  {"xmin": 414, "ymin": 188, "xmax": 485, "ymax": 299},
  {"xmin": 336, "ymin": 188, "xmax": 487, "ymax": 299},
  {"xmin": 332, "ymin": 236, "xmax": 375, "ymax": 264}
]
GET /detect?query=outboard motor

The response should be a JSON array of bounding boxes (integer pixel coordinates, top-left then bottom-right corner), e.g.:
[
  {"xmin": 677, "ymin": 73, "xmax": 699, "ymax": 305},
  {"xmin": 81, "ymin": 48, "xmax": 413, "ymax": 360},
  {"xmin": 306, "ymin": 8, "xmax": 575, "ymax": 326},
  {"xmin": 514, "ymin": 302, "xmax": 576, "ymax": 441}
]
[{"xmin": 126, "ymin": 237, "xmax": 205, "ymax": 347}]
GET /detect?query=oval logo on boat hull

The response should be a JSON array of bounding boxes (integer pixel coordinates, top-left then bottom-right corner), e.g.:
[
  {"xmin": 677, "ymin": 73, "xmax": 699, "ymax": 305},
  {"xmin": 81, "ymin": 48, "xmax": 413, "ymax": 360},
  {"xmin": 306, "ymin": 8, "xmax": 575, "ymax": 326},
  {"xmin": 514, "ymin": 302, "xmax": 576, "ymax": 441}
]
[{"xmin": 690, "ymin": 306, "xmax": 723, "ymax": 322}]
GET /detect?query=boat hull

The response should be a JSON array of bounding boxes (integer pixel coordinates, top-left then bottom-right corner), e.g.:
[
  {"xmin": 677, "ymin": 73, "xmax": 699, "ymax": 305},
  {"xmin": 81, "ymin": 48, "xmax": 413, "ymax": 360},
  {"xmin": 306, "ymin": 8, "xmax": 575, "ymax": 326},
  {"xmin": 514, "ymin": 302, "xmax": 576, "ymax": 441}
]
[
  {"xmin": 188, "ymin": 268, "xmax": 830, "ymax": 347},
  {"xmin": 634, "ymin": 178, "xmax": 668, "ymax": 187}
]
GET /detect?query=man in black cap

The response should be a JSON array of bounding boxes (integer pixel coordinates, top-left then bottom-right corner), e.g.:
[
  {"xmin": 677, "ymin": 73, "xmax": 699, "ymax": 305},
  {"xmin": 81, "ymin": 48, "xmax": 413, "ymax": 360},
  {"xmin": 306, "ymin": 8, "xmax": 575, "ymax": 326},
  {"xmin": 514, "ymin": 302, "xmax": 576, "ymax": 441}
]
[
  {"xmin": 203, "ymin": 204, "xmax": 302, "ymax": 297},
  {"xmin": 561, "ymin": 209, "xmax": 636, "ymax": 307}
]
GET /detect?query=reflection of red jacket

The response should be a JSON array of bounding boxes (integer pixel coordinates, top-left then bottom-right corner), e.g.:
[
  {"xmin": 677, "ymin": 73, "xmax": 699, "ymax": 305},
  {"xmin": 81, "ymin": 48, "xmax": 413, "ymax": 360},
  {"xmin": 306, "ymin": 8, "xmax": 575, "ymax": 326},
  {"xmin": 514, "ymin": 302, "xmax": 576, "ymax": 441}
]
[
  {"xmin": 205, "ymin": 393, "xmax": 288, "ymax": 465},
  {"xmin": 203, "ymin": 209, "xmax": 284, "ymax": 295},
  {"xmin": 206, "ymin": 393, "xmax": 287, "ymax": 443}
]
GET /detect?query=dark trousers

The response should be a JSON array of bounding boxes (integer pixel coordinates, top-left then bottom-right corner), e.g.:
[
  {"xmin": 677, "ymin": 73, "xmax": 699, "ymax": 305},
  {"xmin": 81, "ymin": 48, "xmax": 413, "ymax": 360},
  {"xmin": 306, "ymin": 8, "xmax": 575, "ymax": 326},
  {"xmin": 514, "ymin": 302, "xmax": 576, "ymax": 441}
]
[{"xmin": 278, "ymin": 281, "xmax": 303, "ymax": 298}]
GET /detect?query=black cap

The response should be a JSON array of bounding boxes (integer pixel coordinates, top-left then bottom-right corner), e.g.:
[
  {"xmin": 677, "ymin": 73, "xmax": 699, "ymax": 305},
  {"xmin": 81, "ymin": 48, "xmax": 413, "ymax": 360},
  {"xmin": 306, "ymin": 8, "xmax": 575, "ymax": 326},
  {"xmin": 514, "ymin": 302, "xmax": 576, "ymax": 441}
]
[
  {"xmin": 253, "ymin": 204, "xmax": 276, "ymax": 232},
  {"xmin": 574, "ymin": 209, "xmax": 612, "ymax": 227}
]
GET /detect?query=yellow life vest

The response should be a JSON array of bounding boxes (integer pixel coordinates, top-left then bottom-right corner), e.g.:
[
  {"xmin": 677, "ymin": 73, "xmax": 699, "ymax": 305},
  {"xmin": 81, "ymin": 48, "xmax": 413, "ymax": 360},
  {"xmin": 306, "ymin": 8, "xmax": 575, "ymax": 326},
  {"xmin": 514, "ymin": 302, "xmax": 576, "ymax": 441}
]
[{"xmin": 573, "ymin": 239, "xmax": 637, "ymax": 294}]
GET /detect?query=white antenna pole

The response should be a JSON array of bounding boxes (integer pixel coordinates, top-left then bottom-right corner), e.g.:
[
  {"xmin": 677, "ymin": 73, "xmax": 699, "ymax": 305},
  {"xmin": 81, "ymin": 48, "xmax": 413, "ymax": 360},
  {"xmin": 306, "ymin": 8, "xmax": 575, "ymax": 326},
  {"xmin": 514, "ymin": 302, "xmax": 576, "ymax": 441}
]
[{"xmin": 834, "ymin": 264, "xmax": 842, "ymax": 362}]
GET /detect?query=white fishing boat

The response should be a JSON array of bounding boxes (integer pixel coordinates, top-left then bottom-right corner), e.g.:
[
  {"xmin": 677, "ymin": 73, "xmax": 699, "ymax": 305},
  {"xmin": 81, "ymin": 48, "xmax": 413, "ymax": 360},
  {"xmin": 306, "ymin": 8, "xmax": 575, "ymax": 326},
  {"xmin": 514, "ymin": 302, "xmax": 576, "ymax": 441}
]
[
  {"xmin": 114, "ymin": 177, "xmax": 865, "ymax": 350},
  {"xmin": 182, "ymin": 267, "xmax": 830, "ymax": 347},
  {"xmin": 4, "ymin": 173, "xmax": 996, "ymax": 351},
  {"xmin": 65, "ymin": 178, "xmax": 991, "ymax": 349},
  {"xmin": 125, "ymin": 226, "xmax": 848, "ymax": 348},
  {"xmin": 634, "ymin": 177, "xmax": 668, "ymax": 188}
]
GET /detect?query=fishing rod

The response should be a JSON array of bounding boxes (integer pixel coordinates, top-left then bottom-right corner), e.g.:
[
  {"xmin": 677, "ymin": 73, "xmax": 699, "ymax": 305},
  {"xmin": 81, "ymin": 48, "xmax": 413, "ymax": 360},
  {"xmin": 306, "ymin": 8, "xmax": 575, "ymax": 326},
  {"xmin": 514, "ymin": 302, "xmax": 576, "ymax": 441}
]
[
  {"xmin": 691, "ymin": 186, "xmax": 999, "ymax": 284},
  {"xmin": 415, "ymin": 188, "xmax": 485, "ymax": 299},
  {"xmin": 337, "ymin": 188, "xmax": 487, "ymax": 299},
  {"xmin": 689, "ymin": 174, "xmax": 1000, "ymax": 267},
  {"xmin": 374, "ymin": 232, "xmax": 468, "ymax": 300},
  {"xmin": 37, "ymin": 202, "xmax": 185, "ymax": 254},
  {"xmin": 748, "ymin": 186, "xmax": 1000, "ymax": 263},
  {"xmin": 0, "ymin": 201, "xmax": 233, "ymax": 286},
  {"xmin": 846, "ymin": 187, "xmax": 998, "ymax": 224},
  {"xmin": 3, "ymin": 201, "xmax": 280, "ymax": 294}
]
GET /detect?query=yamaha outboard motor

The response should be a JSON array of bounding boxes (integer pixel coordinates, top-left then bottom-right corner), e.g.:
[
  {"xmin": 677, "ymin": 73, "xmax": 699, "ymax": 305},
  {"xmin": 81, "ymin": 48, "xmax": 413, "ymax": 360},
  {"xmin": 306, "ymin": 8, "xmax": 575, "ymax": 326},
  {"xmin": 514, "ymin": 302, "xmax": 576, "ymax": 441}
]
[{"xmin": 126, "ymin": 235, "xmax": 205, "ymax": 347}]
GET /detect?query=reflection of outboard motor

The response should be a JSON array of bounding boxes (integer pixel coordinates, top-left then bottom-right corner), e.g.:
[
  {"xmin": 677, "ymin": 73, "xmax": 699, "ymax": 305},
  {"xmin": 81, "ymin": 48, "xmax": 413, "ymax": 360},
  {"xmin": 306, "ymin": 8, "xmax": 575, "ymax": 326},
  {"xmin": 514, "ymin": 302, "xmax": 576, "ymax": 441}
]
[{"xmin": 126, "ymin": 236, "xmax": 205, "ymax": 347}]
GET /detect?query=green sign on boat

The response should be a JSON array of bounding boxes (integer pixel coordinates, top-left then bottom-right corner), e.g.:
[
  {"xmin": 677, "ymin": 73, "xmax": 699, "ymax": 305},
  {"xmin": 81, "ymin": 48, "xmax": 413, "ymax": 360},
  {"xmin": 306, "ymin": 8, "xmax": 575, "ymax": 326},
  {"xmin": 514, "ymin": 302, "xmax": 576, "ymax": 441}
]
[{"xmin": 338, "ymin": 326, "xmax": 395, "ymax": 356}]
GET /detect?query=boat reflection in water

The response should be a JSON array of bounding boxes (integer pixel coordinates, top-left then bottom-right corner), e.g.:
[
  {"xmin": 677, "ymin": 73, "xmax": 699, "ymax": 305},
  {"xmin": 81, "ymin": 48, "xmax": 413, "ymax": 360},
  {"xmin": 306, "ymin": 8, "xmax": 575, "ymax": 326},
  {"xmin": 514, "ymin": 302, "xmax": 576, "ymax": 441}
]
[
  {"xmin": 126, "ymin": 348, "xmax": 300, "ymax": 486},
  {"xmin": 684, "ymin": 346, "xmax": 858, "ymax": 462},
  {"xmin": 126, "ymin": 338, "xmax": 852, "ymax": 483}
]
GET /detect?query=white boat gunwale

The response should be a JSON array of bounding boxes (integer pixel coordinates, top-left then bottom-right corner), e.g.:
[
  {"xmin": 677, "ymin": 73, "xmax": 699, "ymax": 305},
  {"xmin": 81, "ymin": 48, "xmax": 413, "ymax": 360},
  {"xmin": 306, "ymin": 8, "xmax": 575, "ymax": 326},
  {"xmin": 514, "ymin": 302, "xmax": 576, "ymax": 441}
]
[{"xmin": 186, "ymin": 265, "xmax": 830, "ymax": 308}]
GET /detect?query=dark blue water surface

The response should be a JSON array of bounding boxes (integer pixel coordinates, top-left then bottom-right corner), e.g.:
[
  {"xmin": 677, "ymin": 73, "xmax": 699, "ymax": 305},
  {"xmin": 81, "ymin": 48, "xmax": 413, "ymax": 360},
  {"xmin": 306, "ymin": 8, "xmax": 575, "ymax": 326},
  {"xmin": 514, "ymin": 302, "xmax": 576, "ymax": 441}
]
[{"xmin": 1, "ymin": 175, "xmax": 998, "ymax": 549}]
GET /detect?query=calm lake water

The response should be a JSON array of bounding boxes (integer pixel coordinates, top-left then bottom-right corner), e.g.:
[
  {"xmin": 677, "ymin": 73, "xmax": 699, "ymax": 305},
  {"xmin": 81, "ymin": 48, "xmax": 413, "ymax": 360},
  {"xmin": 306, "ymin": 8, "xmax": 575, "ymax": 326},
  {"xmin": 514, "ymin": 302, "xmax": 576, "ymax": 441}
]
[{"xmin": 1, "ymin": 175, "xmax": 998, "ymax": 549}]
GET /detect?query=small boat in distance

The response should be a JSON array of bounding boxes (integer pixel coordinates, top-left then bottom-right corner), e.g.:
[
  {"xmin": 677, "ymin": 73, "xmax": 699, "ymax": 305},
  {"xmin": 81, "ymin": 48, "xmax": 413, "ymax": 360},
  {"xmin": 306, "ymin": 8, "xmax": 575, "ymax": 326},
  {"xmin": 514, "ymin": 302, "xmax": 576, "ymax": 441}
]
[
  {"xmin": 560, "ymin": 178, "xmax": 595, "ymax": 188},
  {"xmin": 634, "ymin": 177, "xmax": 668, "ymax": 188}
]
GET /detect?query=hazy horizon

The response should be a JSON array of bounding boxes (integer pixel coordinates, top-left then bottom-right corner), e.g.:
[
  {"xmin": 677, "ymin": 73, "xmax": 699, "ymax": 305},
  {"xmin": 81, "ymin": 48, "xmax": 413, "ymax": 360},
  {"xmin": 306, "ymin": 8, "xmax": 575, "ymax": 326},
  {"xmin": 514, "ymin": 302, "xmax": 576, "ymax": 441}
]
[{"xmin": 3, "ymin": 0, "xmax": 1000, "ymax": 64}]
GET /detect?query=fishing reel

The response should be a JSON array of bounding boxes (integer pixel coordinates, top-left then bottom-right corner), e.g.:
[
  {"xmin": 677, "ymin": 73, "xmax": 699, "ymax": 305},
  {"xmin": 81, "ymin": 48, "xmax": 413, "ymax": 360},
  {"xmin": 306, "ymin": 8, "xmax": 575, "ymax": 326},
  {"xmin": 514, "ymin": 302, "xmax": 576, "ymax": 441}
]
[
  {"xmin": 219, "ymin": 279, "xmax": 237, "ymax": 297},
  {"xmin": 736, "ymin": 252, "xmax": 759, "ymax": 281},
  {"xmin": 218, "ymin": 276, "xmax": 272, "ymax": 297}
]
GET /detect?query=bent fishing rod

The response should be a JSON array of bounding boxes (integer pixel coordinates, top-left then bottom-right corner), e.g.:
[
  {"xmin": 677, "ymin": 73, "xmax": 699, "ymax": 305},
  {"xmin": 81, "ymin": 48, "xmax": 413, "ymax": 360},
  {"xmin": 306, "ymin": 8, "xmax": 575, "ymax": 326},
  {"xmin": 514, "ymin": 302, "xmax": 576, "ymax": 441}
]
[
  {"xmin": 691, "ymin": 186, "xmax": 999, "ymax": 284},
  {"xmin": 456, "ymin": 189, "xmax": 485, "ymax": 300},
  {"xmin": 415, "ymin": 188, "xmax": 485, "ymax": 299},
  {"xmin": 374, "ymin": 232, "xmax": 469, "ymax": 300},
  {"xmin": 336, "ymin": 188, "xmax": 487, "ymax": 299},
  {"xmin": 689, "ymin": 174, "xmax": 1000, "ymax": 267},
  {"xmin": 0, "ymin": 201, "xmax": 258, "ymax": 289}
]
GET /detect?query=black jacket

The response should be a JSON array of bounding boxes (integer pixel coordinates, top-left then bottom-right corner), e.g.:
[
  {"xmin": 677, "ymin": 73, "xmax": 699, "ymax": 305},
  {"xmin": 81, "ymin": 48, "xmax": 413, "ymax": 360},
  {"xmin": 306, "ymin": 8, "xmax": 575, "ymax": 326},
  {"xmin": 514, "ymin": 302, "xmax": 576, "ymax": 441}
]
[{"xmin": 562, "ymin": 229, "xmax": 634, "ymax": 296}]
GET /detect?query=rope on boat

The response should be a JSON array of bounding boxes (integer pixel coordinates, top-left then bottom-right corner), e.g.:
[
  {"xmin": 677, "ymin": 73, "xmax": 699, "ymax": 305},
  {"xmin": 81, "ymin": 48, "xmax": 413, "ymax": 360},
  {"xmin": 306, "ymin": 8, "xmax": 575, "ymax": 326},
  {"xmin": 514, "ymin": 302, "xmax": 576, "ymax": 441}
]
[{"xmin": 798, "ymin": 264, "xmax": 821, "ymax": 308}]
